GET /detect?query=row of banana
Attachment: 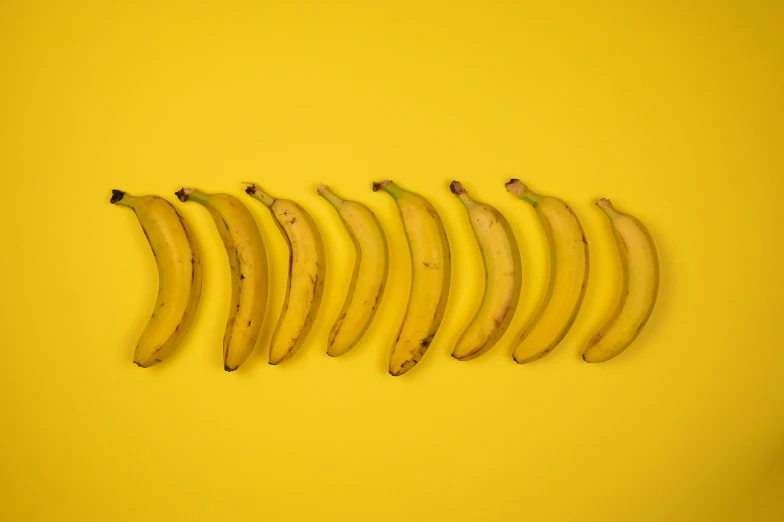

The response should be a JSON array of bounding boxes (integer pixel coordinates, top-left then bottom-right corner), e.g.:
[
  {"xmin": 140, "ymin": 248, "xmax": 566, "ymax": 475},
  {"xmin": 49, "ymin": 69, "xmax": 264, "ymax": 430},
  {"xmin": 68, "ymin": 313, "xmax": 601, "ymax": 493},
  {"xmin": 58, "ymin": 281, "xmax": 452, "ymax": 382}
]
[{"xmin": 110, "ymin": 179, "xmax": 659, "ymax": 375}]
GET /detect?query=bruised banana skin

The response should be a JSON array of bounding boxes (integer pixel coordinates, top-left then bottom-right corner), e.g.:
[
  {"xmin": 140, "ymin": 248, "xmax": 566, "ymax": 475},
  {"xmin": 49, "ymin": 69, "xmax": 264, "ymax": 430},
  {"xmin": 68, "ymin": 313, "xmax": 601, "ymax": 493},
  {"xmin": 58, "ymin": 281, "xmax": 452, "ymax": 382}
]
[
  {"xmin": 505, "ymin": 179, "xmax": 589, "ymax": 363},
  {"xmin": 582, "ymin": 199, "xmax": 659, "ymax": 363},
  {"xmin": 373, "ymin": 180, "xmax": 451, "ymax": 376},
  {"xmin": 245, "ymin": 183, "xmax": 326, "ymax": 365},
  {"xmin": 111, "ymin": 190, "xmax": 203, "ymax": 367},
  {"xmin": 176, "ymin": 187, "xmax": 268, "ymax": 371},
  {"xmin": 318, "ymin": 184, "xmax": 389, "ymax": 357},
  {"xmin": 450, "ymin": 181, "xmax": 522, "ymax": 360}
]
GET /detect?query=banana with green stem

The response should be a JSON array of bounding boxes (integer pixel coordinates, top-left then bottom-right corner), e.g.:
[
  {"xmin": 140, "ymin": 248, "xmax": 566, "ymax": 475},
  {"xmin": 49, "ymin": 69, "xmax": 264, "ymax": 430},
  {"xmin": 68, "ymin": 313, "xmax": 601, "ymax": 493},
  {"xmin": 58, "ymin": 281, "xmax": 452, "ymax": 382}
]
[
  {"xmin": 373, "ymin": 180, "xmax": 451, "ymax": 376},
  {"xmin": 505, "ymin": 179, "xmax": 589, "ymax": 363}
]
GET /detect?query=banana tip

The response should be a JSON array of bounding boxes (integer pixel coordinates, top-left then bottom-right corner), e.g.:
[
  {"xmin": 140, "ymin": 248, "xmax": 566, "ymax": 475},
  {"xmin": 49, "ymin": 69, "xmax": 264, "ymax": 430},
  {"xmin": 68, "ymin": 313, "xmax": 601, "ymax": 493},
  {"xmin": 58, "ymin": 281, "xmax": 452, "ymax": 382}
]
[
  {"xmin": 449, "ymin": 180, "xmax": 466, "ymax": 195},
  {"xmin": 224, "ymin": 365, "xmax": 236, "ymax": 372},
  {"xmin": 317, "ymin": 183, "xmax": 328, "ymax": 193},
  {"xmin": 244, "ymin": 183, "xmax": 258, "ymax": 195},
  {"xmin": 505, "ymin": 179, "xmax": 526, "ymax": 196},
  {"xmin": 110, "ymin": 189, "xmax": 125, "ymax": 204},
  {"xmin": 372, "ymin": 180, "xmax": 391, "ymax": 192},
  {"xmin": 175, "ymin": 187, "xmax": 195, "ymax": 202},
  {"xmin": 597, "ymin": 198, "xmax": 612, "ymax": 208}
]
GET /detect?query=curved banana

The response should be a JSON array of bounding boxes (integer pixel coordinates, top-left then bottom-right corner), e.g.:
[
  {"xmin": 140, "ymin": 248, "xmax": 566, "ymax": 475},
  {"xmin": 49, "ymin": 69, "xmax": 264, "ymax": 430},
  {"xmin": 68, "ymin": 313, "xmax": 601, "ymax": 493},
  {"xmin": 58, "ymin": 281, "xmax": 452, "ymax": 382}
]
[
  {"xmin": 450, "ymin": 181, "xmax": 521, "ymax": 360},
  {"xmin": 583, "ymin": 198, "xmax": 659, "ymax": 363},
  {"xmin": 245, "ymin": 183, "xmax": 325, "ymax": 365},
  {"xmin": 111, "ymin": 190, "xmax": 203, "ymax": 367},
  {"xmin": 175, "ymin": 187, "xmax": 267, "ymax": 371},
  {"xmin": 505, "ymin": 179, "xmax": 589, "ymax": 363},
  {"xmin": 373, "ymin": 180, "xmax": 451, "ymax": 376},
  {"xmin": 318, "ymin": 184, "xmax": 388, "ymax": 357}
]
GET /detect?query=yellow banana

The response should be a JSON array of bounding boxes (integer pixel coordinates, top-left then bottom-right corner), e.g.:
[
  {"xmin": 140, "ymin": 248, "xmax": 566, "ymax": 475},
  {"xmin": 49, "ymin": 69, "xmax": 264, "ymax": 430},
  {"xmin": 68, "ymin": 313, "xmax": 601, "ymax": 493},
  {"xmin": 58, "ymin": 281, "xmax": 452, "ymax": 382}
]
[
  {"xmin": 583, "ymin": 199, "xmax": 659, "ymax": 363},
  {"xmin": 318, "ymin": 184, "xmax": 389, "ymax": 357},
  {"xmin": 111, "ymin": 190, "xmax": 203, "ymax": 367},
  {"xmin": 373, "ymin": 180, "xmax": 451, "ymax": 376},
  {"xmin": 245, "ymin": 183, "xmax": 326, "ymax": 365},
  {"xmin": 505, "ymin": 179, "xmax": 589, "ymax": 363},
  {"xmin": 175, "ymin": 187, "xmax": 267, "ymax": 371},
  {"xmin": 450, "ymin": 181, "xmax": 521, "ymax": 360}
]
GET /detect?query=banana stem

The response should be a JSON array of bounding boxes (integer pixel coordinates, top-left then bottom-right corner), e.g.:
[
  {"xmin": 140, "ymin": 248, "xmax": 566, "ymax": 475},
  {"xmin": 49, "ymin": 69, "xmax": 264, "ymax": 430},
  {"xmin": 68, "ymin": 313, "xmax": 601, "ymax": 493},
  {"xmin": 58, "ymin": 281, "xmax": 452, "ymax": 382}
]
[
  {"xmin": 110, "ymin": 190, "xmax": 138, "ymax": 208},
  {"xmin": 450, "ymin": 180, "xmax": 476, "ymax": 208},
  {"xmin": 372, "ymin": 179, "xmax": 404, "ymax": 198},
  {"xmin": 597, "ymin": 198, "xmax": 619, "ymax": 217},
  {"xmin": 175, "ymin": 187, "xmax": 211, "ymax": 206},
  {"xmin": 244, "ymin": 183, "xmax": 275, "ymax": 207},
  {"xmin": 505, "ymin": 179, "xmax": 540, "ymax": 206},
  {"xmin": 317, "ymin": 184, "xmax": 344, "ymax": 208},
  {"xmin": 520, "ymin": 191, "xmax": 540, "ymax": 206}
]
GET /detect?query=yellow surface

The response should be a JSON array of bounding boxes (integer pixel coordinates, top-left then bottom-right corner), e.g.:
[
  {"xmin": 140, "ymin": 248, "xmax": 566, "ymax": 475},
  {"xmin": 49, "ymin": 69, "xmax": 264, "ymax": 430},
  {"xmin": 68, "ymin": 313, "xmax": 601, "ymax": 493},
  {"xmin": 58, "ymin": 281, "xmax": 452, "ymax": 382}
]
[{"xmin": 1, "ymin": 1, "xmax": 782, "ymax": 520}]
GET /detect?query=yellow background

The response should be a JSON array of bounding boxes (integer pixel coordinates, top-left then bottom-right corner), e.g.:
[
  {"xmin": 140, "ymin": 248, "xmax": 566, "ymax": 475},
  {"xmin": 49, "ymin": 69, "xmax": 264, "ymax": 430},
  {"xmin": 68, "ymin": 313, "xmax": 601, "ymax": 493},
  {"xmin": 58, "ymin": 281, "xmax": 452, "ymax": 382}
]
[{"xmin": 1, "ymin": 1, "xmax": 783, "ymax": 520}]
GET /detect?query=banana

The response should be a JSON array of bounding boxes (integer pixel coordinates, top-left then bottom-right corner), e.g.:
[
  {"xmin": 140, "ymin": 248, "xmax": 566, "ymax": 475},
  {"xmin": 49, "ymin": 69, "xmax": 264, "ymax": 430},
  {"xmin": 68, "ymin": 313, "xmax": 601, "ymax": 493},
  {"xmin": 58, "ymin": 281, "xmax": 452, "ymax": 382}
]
[
  {"xmin": 582, "ymin": 199, "xmax": 659, "ymax": 363},
  {"xmin": 245, "ymin": 183, "xmax": 325, "ymax": 365},
  {"xmin": 505, "ymin": 179, "xmax": 589, "ymax": 363},
  {"xmin": 175, "ymin": 187, "xmax": 267, "ymax": 371},
  {"xmin": 450, "ymin": 181, "xmax": 522, "ymax": 360},
  {"xmin": 110, "ymin": 190, "xmax": 203, "ymax": 367},
  {"xmin": 373, "ymin": 180, "xmax": 451, "ymax": 376},
  {"xmin": 318, "ymin": 184, "xmax": 389, "ymax": 357}
]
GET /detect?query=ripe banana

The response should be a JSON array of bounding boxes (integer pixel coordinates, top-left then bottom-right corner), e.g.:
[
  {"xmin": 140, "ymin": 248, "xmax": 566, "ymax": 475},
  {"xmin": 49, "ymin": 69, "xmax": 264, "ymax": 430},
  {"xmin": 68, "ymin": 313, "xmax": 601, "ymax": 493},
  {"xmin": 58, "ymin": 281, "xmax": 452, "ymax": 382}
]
[
  {"xmin": 245, "ymin": 183, "xmax": 326, "ymax": 365},
  {"xmin": 583, "ymin": 199, "xmax": 659, "ymax": 363},
  {"xmin": 505, "ymin": 179, "xmax": 589, "ymax": 363},
  {"xmin": 373, "ymin": 180, "xmax": 451, "ymax": 376},
  {"xmin": 318, "ymin": 184, "xmax": 389, "ymax": 357},
  {"xmin": 111, "ymin": 190, "xmax": 203, "ymax": 367},
  {"xmin": 450, "ymin": 181, "xmax": 521, "ymax": 360},
  {"xmin": 175, "ymin": 187, "xmax": 268, "ymax": 371}
]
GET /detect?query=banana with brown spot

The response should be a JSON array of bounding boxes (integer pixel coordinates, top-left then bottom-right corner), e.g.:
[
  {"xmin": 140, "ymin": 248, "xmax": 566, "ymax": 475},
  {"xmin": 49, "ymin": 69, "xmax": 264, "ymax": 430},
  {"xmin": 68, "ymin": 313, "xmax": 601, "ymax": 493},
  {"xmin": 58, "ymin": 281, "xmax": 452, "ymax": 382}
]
[
  {"xmin": 111, "ymin": 190, "xmax": 203, "ymax": 367},
  {"xmin": 373, "ymin": 180, "xmax": 451, "ymax": 376},
  {"xmin": 451, "ymin": 181, "xmax": 522, "ymax": 360},
  {"xmin": 245, "ymin": 183, "xmax": 326, "ymax": 365},
  {"xmin": 176, "ymin": 187, "xmax": 267, "ymax": 371}
]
